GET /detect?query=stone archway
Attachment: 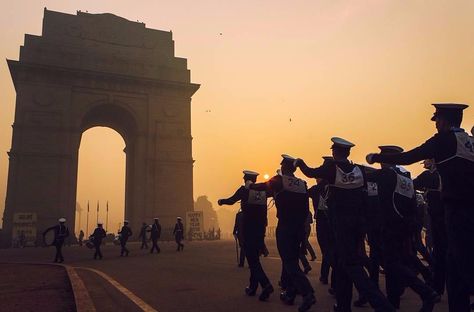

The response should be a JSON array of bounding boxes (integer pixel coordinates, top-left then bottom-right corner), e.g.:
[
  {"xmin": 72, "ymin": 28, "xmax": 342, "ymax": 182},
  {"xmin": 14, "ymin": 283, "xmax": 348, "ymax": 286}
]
[{"xmin": 2, "ymin": 9, "xmax": 199, "ymax": 246}]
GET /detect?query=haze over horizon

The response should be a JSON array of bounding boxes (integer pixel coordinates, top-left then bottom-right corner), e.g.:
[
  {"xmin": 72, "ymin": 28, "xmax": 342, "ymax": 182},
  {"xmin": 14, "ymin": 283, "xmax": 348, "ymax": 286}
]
[{"xmin": 1, "ymin": 1, "xmax": 473, "ymax": 233}]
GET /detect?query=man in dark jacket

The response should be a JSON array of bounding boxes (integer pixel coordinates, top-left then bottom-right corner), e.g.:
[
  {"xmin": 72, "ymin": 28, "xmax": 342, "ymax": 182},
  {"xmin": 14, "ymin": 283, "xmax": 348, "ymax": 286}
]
[
  {"xmin": 119, "ymin": 220, "xmax": 133, "ymax": 256},
  {"xmin": 173, "ymin": 217, "xmax": 184, "ymax": 251},
  {"xmin": 367, "ymin": 146, "xmax": 438, "ymax": 311},
  {"xmin": 414, "ymin": 159, "xmax": 447, "ymax": 296},
  {"xmin": 43, "ymin": 218, "xmax": 69, "ymax": 263},
  {"xmin": 296, "ymin": 138, "xmax": 395, "ymax": 312},
  {"xmin": 150, "ymin": 218, "xmax": 162, "ymax": 253},
  {"xmin": 219, "ymin": 170, "xmax": 273, "ymax": 301},
  {"xmin": 367, "ymin": 103, "xmax": 474, "ymax": 311},
  {"xmin": 251, "ymin": 155, "xmax": 315, "ymax": 312},
  {"xmin": 138, "ymin": 222, "xmax": 149, "ymax": 250},
  {"xmin": 91, "ymin": 222, "xmax": 106, "ymax": 260}
]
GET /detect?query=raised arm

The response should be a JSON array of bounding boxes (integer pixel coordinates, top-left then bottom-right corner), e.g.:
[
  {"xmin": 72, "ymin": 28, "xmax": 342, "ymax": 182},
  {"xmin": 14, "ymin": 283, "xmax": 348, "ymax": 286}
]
[
  {"xmin": 218, "ymin": 187, "xmax": 244, "ymax": 206},
  {"xmin": 368, "ymin": 140, "xmax": 435, "ymax": 166}
]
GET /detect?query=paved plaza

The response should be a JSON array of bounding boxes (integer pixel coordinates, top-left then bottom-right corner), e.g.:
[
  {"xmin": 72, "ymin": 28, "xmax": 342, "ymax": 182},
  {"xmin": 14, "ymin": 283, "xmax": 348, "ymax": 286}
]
[{"xmin": 1, "ymin": 238, "xmax": 452, "ymax": 312}]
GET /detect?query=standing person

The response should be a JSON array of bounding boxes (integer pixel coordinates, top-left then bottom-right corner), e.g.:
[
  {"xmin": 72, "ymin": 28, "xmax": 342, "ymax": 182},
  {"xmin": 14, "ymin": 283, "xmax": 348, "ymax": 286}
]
[
  {"xmin": 150, "ymin": 218, "xmax": 162, "ymax": 254},
  {"xmin": 91, "ymin": 222, "xmax": 106, "ymax": 260},
  {"xmin": 233, "ymin": 209, "xmax": 246, "ymax": 267},
  {"xmin": 218, "ymin": 170, "xmax": 274, "ymax": 301},
  {"xmin": 295, "ymin": 138, "xmax": 395, "ymax": 312},
  {"xmin": 367, "ymin": 146, "xmax": 438, "ymax": 311},
  {"xmin": 309, "ymin": 177, "xmax": 333, "ymax": 286},
  {"xmin": 78, "ymin": 230, "xmax": 84, "ymax": 247},
  {"xmin": 173, "ymin": 217, "xmax": 184, "ymax": 251},
  {"xmin": 138, "ymin": 222, "xmax": 149, "ymax": 250},
  {"xmin": 119, "ymin": 220, "xmax": 132, "ymax": 256},
  {"xmin": 353, "ymin": 165, "xmax": 385, "ymax": 308},
  {"xmin": 251, "ymin": 155, "xmax": 315, "ymax": 312},
  {"xmin": 367, "ymin": 103, "xmax": 474, "ymax": 312},
  {"xmin": 414, "ymin": 159, "xmax": 447, "ymax": 297},
  {"xmin": 43, "ymin": 218, "xmax": 70, "ymax": 263}
]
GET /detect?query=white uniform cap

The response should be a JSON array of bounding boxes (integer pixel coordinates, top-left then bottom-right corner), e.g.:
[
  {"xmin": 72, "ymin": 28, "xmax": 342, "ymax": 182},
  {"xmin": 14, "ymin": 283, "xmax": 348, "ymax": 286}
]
[
  {"xmin": 281, "ymin": 154, "xmax": 296, "ymax": 161},
  {"xmin": 331, "ymin": 137, "xmax": 355, "ymax": 149},
  {"xmin": 124, "ymin": 220, "xmax": 129, "ymax": 223},
  {"xmin": 378, "ymin": 145, "xmax": 404, "ymax": 153},
  {"xmin": 58, "ymin": 218, "xmax": 66, "ymax": 223},
  {"xmin": 177, "ymin": 217, "xmax": 182, "ymax": 220},
  {"xmin": 243, "ymin": 170, "xmax": 259, "ymax": 176},
  {"xmin": 154, "ymin": 217, "xmax": 159, "ymax": 221}
]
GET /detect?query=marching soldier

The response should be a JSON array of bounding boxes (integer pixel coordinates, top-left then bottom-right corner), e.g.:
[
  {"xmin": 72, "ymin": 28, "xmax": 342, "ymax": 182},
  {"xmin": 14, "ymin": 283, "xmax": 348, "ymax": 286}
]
[
  {"xmin": 353, "ymin": 165, "xmax": 384, "ymax": 308},
  {"xmin": 414, "ymin": 159, "xmax": 447, "ymax": 296},
  {"xmin": 308, "ymin": 156, "xmax": 334, "ymax": 288},
  {"xmin": 119, "ymin": 220, "xmax": 132, "ymax": 256},
  {"xmin": 367, "ymin": 103, "xmax": 474, "ymax": 312},
  {"xmin": 233, "ymin": 209, "xmax": 246, "ymax": 267},
  {"xmin": 173, "ymin": 217, "xmax": 185, "ymax": 251},
  {"xmin": 218, "ymin": 170, "xmax": 274, "ymax": 301},
  {"xmin": 138, "ymin": 222, "xmax": 149, "ymax": 250},
  {"xmin": 367, "ymin": 146, "xmax": 438, "ymax": 311},
  {"xmin": 150, "ymin": 218, "xmax": 162, "ymax": 253},
  {"xmin": 43, "ymin": 218, "xmax": 69, "ymax": 263},
  {"xmin": 295, "ymin": 138, "xmax": 395, "ymax": 312},
  {"xmin": 251, "ymin": 155, "xmax": 316, "ymax": 312},
  {"xmin": 78, "ymin": 230, "xmax": 84, "ymax": 247},
  {"xmin": 91, "ymin": 222, "xmax": 106, "ymax": 260}
]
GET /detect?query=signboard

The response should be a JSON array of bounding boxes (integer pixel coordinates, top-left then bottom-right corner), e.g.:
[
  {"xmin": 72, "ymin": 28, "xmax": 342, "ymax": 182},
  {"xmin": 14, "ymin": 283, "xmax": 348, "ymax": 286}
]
[
  {"xmin": 12, "ymin": 213, "xmax": 37, "ymax": 247},
  {"xmin": 186, "ymin": 211, "xmax": 204, "ymax": 240}
]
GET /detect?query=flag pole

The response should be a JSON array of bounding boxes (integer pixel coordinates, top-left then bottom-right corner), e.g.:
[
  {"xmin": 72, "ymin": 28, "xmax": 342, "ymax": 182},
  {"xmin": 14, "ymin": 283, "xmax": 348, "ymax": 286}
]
[
  {"xmin": 86, "ymin": 201, "xmax": 90, "ymax": 237},
  {"xmin": 106, "ymin": 201, "xmax": 109, "ymax": 233},
  {"xmin": 96, "ymin": 200, "xmax": 99, "ymax": 225}
]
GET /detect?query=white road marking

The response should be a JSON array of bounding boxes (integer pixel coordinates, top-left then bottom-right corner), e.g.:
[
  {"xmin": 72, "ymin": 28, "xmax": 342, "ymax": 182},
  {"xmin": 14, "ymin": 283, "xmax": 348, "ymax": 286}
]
[{"xmin": 75, "ymin": 266, "xmax": 158, "ymax": 312}]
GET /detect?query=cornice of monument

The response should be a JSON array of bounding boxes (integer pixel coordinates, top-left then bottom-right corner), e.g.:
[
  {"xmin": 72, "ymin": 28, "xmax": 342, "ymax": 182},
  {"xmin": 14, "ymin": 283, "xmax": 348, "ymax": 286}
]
[{"xmin": 7, "ymin": 60, "xmax": 200, "ymax": 98}]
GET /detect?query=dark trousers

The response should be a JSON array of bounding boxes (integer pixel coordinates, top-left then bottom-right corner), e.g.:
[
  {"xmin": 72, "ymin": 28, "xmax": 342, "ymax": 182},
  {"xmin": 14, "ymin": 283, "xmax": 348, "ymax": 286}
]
[
  {"xmin": 430, "ymin": 216, "xmax": 447, "ymax": 294},
  {"xmin": 175, "ymin": 234, "xmax": 184, "ymax": 251},
  {"xmin": 239, "ymin": 245, "xmax": 246, "ymax": 266},
  {"xmin": 94, "ymin": 242, "xmax": 103, "ymax": 259},
  {"xmin": 316, "ymin": 218, "xmax": 331, "ymax": 282},
  {"xmin": 382, "ymin": 235, "xmax": 435, "ymax": 309},
  {"xmin": 413, "ymin": 229, "xmax": 433, "ymax": 265},
  {"xmin": 445, "ymin": 201, "xmax": 474, "ymax": 312},
  {"xmin": 120, "ymin": 239, "xmax": 129, "ymax": 256},
  {"xmin": 367, "ymin": 227, "xmax": 383, "ymax": 286},
  {"xmin": 335, "ymin": 262, "xmax": 395, "ymax": 312},
  {"xmin": 141, "ymin": 239, "xmax": 148, "ymax": 249},
  {"xmin": 244, "ymin": 233, "xmax": 270, "ymax": 288},
  {"xmin": 54, "ymin": 242, "xmax": 64, "ymax": 262},
  {"xmin": 150, "ymin": 238, "xmax": 160, "ymax": 253},
  {"xmin": 385, "ymin": 261, "xmax": 435, "ymax": 308},
  {"xmin": 299, "ymin": 249, "xmax": 311, "ymax": 271},
  {"xmin": 333, "ymin": 225, "xmax": 394, "ymax": 312},
  {"xmin": 276, "ymin": 225, "xmax": 313, "ymax": 296},
  {"xmin": 303, "ymin": 227, "xmax": 316, "ymax": 260}
]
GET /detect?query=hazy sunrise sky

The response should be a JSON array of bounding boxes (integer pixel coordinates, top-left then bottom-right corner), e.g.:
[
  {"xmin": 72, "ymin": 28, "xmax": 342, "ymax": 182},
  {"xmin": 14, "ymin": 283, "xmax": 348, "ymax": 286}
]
[{"xmin": 1, "ymin": 0, "xmax": 473, "ymax": 233}]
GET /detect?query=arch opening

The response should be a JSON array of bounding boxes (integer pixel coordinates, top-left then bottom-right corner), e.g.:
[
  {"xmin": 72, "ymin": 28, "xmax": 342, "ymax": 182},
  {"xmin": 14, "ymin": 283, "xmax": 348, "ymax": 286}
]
[{"xmin": 76, "ymin": 127, "xmax": 126, "ymax": 237}]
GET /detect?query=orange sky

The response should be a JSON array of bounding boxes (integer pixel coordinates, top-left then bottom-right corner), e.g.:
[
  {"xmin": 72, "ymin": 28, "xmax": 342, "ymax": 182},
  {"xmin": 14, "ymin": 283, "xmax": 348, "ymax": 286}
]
[{"xmin": 1, "ymin": 1, "xmax": 474, "ymax": 233}]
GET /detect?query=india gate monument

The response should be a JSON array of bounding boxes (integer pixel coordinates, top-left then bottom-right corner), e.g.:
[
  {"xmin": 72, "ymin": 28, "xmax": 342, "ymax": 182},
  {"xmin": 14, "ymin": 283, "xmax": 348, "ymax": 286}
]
[{"xmin": 2, "ymin": 9, "xmax": 200, "ymax": 245}]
